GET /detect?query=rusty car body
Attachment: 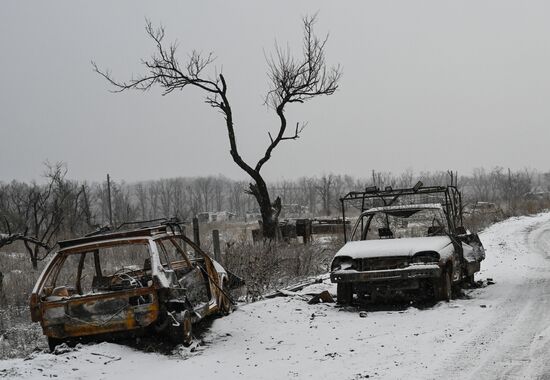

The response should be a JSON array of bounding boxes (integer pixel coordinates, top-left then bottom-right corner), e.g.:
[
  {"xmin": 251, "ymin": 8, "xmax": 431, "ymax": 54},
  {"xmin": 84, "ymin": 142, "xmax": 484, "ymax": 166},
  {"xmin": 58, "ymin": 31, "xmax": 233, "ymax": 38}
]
[
  {"xmin": 30, "ymin": 221, "xmax": 232, "ymax": 350},
  {"xmin": 331, "ymin": 183, "xmax": 485, "ymax": 304}
]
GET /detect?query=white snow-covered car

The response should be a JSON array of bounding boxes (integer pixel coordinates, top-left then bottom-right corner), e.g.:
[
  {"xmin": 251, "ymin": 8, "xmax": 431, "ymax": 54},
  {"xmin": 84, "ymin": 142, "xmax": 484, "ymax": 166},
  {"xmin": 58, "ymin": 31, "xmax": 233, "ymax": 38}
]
[{"xmin": 331, "ymin": 185, "xmax": 485, "ymax": 304}]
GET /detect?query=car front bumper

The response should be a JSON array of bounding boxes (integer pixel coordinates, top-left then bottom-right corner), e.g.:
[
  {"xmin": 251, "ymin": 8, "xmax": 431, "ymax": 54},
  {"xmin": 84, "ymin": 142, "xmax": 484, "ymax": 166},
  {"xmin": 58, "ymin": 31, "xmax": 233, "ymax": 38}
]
[{"xmin": 331, "ymin": 264, "xmax": 441, "ymax": 283}]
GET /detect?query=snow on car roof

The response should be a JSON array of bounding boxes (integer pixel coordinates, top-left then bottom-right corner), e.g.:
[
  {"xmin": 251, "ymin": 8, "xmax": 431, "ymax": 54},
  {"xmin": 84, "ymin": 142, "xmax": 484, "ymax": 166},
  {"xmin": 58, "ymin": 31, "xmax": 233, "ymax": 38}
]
[{"xmin": 364, "ymin": 203, "xmax": 443, "ymax": 214}]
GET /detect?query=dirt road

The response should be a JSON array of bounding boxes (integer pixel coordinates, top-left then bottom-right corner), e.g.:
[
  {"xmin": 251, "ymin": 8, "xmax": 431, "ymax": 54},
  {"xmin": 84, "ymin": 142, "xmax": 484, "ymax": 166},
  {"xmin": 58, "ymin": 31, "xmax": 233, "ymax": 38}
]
[{"xmin": 434, "ymin": 219, "xmax": 550, "ymax": 380}]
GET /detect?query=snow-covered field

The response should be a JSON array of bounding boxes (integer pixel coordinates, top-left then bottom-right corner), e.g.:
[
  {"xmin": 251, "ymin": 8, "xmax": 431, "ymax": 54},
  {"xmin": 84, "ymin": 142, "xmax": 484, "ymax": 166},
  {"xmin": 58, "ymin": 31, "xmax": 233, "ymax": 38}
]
[{"xmin": 2, "ymin": 213, "xmax": 550, "ymax": 380}]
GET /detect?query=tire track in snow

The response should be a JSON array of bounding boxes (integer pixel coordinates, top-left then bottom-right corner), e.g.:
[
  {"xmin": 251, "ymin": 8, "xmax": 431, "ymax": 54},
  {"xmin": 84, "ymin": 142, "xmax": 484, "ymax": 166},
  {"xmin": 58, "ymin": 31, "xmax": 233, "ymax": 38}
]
[{"xmin": 434, "ymin": 218, "xmax": 550, "ymax": 380}]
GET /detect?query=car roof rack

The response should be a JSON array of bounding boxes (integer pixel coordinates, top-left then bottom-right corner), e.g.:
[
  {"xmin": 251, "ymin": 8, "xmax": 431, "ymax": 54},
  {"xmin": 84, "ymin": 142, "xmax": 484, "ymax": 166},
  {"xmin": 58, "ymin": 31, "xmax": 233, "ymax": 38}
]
[
  {"xmin": 115, "ymin": 217, "xmax": 171, "ymax": 231},
  {"xmin": 340, "ymin": 181, "xmax": 463, "ymax": 242},
  {"xmin": 341, "ymin": 182, "xmax": 449, "ymax": 202},
  {"xmin": 58, "ymin": 218, "xmax": 187, "ymax": 249}
]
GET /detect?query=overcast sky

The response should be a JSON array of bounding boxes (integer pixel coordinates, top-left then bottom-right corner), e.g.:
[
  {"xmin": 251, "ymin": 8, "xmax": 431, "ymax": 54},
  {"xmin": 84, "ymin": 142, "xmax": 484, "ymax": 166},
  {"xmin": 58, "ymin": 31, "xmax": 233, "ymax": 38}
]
[{"xmin": 1, "ymin": 1, "xmax": 549, "ymax": 183}]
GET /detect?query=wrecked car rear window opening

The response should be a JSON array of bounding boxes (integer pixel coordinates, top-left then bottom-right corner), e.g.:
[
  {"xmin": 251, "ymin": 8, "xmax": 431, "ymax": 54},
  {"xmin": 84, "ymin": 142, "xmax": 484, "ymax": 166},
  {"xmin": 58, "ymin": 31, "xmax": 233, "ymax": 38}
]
[{"xmin": 43, "ymin": 242, "xmax": 154, "ymax": 299}]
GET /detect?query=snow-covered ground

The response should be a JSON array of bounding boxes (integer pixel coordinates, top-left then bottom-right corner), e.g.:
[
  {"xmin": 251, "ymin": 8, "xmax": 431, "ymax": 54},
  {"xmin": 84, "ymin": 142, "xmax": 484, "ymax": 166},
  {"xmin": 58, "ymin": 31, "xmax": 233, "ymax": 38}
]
[{"xmin": 2, "ymin": 213, "xmax": 550, "ymax": 380}]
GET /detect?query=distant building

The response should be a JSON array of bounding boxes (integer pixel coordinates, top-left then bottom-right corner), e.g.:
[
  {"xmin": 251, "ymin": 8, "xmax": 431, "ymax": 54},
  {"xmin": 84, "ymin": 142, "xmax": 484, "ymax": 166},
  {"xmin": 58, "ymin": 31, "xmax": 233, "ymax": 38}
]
[
  {"xmin": 280, "ymin": 204, "xmax": 308, "ymax": 218},
  {"xmin": 196, "ymin": 211, "xmax": 237, "ymax": 223},
  {"xmin": 245, "ymin": 211, "xmax": 262, "ymax": 223}
]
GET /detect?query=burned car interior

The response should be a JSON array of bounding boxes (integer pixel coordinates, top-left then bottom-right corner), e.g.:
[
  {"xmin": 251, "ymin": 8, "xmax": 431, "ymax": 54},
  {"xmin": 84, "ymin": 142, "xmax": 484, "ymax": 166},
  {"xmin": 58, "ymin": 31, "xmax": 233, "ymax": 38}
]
[{"xmin": 41, "ymin": 239, "xmax": 210, "ymax": 304}]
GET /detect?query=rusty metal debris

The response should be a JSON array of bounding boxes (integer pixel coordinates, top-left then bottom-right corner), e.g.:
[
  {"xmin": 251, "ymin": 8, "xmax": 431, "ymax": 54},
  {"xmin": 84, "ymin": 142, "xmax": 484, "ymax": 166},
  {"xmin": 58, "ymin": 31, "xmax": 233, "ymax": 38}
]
[
  {"xmin": 251, "ymin": 218, "xmax": 348, "ymax": 244},
  {"xmin": 29, "ymin": 220, "xmax": 234, "ymax": 351},
  {"xmin": 308, "ymin": 290, "xmax": 334, "ymax": 304},
  {"xmin": 264, "ymin": 276, "xmax": 327, "ymax": 299}
]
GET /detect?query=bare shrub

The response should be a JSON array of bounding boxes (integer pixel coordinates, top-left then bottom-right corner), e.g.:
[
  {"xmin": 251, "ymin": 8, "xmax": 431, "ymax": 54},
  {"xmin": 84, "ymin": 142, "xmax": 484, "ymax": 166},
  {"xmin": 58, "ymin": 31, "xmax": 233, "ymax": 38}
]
[
  {"xmin": 0, "ymin": 243, "xmax": 44, "ymax": 307},
  {"xmin": 223, "ymin": 237, "xmax": 342, "ymax": 301},
  {"xmin": 0, "ymin": 306, "xmax": 46, "ymax": 359},
  {"xmin": 0, "ymin": 245, "xmax": 47, "ymax": 358}
]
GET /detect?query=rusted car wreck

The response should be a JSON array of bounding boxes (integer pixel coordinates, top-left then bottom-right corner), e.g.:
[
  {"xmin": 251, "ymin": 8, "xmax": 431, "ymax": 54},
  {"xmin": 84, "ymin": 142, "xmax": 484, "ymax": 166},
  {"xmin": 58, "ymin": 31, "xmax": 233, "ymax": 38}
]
[
  {"xmin": 331, "ymin": 183, "xmax": 485, "ymax": 304},
  {"xmin": 30, "ymin": 221, "xmax": 233, "ymax": 350}
]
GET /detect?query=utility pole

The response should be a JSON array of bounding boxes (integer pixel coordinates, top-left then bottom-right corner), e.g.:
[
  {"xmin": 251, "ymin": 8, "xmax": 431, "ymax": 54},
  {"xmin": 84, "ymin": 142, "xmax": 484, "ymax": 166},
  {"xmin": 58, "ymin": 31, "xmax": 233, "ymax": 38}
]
[
  {"xmin": 507, "ymin": 168, "xmax": 512, "ymax": 210},
  {"xmin": 212, "ymin": 229, "xmax": 221, "ymax": 263},
  {"xmin": 107, "ymin": 174, "xmax": 113, "ymax": 226},
  {"xmin": 193, "ymin": 217, "xmax": 200, "ymax": 247}
]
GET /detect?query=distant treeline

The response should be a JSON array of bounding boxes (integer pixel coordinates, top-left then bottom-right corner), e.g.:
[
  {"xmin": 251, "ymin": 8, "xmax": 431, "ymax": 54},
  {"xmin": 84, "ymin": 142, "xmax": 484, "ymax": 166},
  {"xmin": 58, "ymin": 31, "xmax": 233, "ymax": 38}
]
[{"xmin": 1, "ymin": 165, "xmax": 549, "ymax": 244}]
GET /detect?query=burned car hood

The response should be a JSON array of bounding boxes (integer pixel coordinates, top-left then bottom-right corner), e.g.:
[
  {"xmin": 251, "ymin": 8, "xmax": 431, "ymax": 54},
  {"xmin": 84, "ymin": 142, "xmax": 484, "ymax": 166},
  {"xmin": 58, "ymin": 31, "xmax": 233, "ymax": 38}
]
[{"xmin": 334, "ymin": 236, "xmax": 453, "ymax": 259}]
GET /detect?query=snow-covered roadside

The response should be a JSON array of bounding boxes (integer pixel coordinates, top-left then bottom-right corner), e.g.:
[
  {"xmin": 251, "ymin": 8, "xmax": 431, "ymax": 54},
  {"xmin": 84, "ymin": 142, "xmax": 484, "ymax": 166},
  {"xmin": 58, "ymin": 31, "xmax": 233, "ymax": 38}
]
[{"xmin": 2, "ymin": 213, "xmax": 550, "ymax": 380}]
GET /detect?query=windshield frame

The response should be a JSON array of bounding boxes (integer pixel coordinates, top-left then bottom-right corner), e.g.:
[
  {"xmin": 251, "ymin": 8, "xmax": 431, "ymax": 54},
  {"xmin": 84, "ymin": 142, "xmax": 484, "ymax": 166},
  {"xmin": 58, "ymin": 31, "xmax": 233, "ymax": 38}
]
[{"xmin": 350, "ymin": 205, "xmax": 448, "ymax": 241}]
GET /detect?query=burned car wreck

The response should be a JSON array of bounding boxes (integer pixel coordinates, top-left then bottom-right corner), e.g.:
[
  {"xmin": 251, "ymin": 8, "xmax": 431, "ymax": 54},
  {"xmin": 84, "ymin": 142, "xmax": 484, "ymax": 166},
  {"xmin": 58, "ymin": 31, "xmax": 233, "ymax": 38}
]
[
  {"xmin": 30, "ymin": 221, "xmax": 234, "ymax": 350},
  {"xmin": 331, "ymin": 183, "xmax": 485, "ymax": 304}
]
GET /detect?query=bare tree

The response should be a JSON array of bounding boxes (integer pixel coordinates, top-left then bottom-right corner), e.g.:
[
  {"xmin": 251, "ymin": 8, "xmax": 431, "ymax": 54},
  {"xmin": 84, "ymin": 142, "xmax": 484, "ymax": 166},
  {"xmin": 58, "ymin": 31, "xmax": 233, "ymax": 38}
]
[
  {"xmin": 170, "ymin": 178, "xmax": 188, "ymax": 219},
  {"xmin": 0, "ymin": 163, "xmax": 68, "ymax": 268},
  {"xmin": 148, "ymin": 182, "xmax": 160, "ymax": 219},
  {"xmin": 212, "ymin": 176, "xmax": 226, "ymax": 212},
  {"xmin": 158, "ymin": 179, "xmax": 173, "ymax": 217},
  {"xmin": 228, "ymin": 181, "xmax": 249, "ymax": 217},
  {"xmin": 110, "ymin": 181, "xmax": 136, "ymax": 225},
  {"xmin": 397, "ymin": 169, "xmax": 415, "ymax": 188},
  {"xmin": 93, "ymin": 15, "xmax": 341, "ymax": 239},
  {"xmin": 195, "ymin": 177, "xmax": 213, "ymax": 212},
  {"xmin": 60, "ymin": 181, "xmax": 94, "ymax": 235},
  {"xmin": 316, "ymin": 174, "xmax": 335, "ymax": 216},
  {"xmin": 134, "ymin": 182, "xmax": 149, "ymax": 219},
  {"xmin": 186, "ymin": 183, "xmax": 202, "ymax": 217}
]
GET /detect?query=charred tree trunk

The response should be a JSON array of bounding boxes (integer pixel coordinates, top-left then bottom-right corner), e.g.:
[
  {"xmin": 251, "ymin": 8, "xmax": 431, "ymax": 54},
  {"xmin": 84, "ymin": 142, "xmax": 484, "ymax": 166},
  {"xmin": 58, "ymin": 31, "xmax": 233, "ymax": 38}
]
[
  {"xmin": 23, "ymin": 240, "xmax": 39, "ymax": 270},
  {"xmin": 32, "ymin": 246, "xmax": 39, "ymax": 269},
  {"xmin": 2, "ymin": 233, "xmax": 52, "ymax": 270},
  {"xmin": 248, "ymin": 181, "xmax": 282, "ymax": 240}
]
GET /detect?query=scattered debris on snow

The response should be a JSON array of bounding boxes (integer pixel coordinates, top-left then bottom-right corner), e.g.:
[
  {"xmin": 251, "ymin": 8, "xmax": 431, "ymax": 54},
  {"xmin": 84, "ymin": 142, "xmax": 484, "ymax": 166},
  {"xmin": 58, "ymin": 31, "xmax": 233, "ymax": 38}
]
[{"xmin": 307, "ymin": 290, "xmax": 334, "ymax": 304}]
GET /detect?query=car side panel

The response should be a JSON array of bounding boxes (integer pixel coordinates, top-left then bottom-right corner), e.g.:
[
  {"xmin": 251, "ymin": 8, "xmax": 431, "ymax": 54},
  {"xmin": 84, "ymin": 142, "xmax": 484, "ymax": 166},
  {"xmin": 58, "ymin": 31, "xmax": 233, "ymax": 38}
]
[{"xmin": 40, "ymin": 288, "xmax": 159, "ymax": 339}]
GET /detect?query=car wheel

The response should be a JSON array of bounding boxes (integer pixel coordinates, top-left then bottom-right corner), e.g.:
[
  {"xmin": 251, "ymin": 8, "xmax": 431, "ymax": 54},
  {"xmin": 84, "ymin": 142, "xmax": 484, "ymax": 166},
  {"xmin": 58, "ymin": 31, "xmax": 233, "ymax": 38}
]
[
  {"xmin": 464, "ymin": 274, "xmax": 475, "ymax": 286},
  {"xmin": 172, "ymin": 310, "xmax": 193, "ymax": 346},
  {"xmin": 218, "ymin": 280, "xmax": 233, "ymax": 316},
  {"xmin": 219, "ymin": 294, "xmax": 233, "ymax": 316},
  {"xmin": 47, "ymin": 337, "xmax": 63, "ymax": 352},
  {"xmin": 435, "ymin": 269, "xmax": 452, "ymax": 302},
  {"xmin": 336, "ymin": 283, "xmax": 353, "ymax": 305}
]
